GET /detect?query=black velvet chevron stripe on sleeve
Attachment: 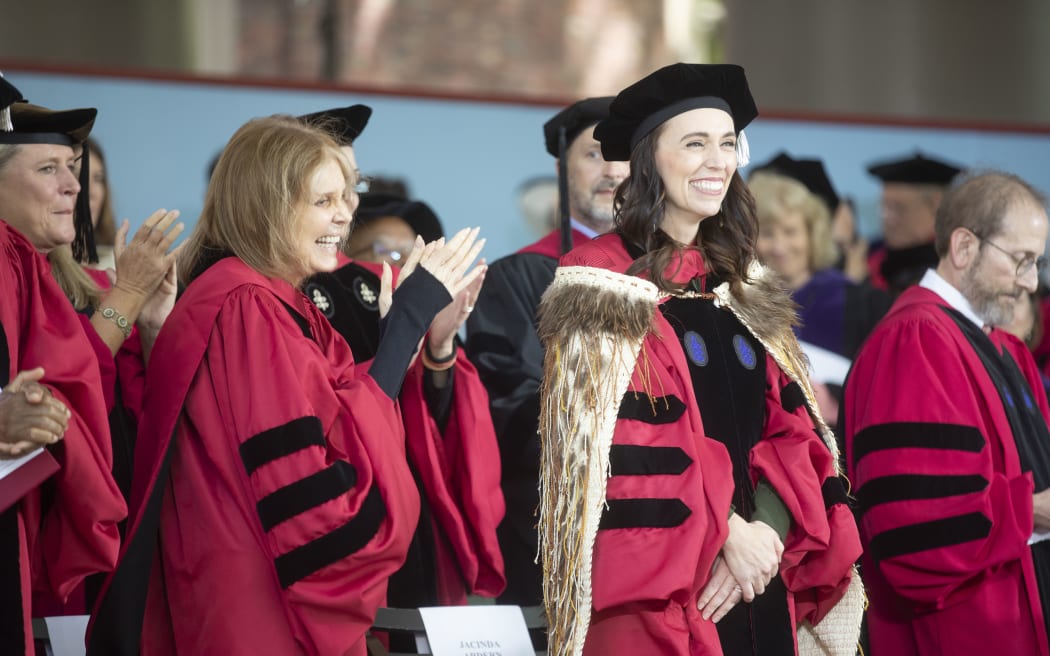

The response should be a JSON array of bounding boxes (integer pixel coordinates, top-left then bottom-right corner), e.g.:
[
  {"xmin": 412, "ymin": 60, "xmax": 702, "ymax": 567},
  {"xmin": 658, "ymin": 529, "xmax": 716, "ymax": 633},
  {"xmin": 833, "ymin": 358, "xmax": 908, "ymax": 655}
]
[
  {"xmin": 609, "ymin": 445, "xmax": 693, "ymax": 476},
  {"xmin": 852, "ymin": 422, "xmax": 986, "ymax": 467},
  {"xmin": 599, "ymin": 498, "xmax": 692, "ymax": 530},
  {"xmin": 868, "ymin": 512, "xmax": 992, "ymax": 562},
  {"xmin": 239, "ymin": 416, "xmax": 327, "ymax": 476},
  {"xmin": 256, "ymin": 460, "xmax": 359, "ymax": 532},
  {"xmin": 855, "ymin": 473, "xmax": 989, "ymax": 518},
  {"xmin": 274, "ymin": 482, "xmax": 386, "ymax": 588},
  {"xmin": 617, "ymin": 392, "xmax": 687, "ymax": 425},
  {"xmin": 821, "ymin": 476, "xmax": 851, "ymax": 510},
  {"xmin": 780, "ymin": 381, "xmax": 807, "ymax": 414}
]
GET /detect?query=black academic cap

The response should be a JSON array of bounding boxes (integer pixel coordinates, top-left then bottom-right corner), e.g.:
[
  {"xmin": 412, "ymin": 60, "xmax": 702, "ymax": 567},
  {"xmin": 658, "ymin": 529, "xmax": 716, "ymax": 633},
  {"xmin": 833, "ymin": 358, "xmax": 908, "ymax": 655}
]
[
  {"xmin": 356, "ymin": 192, "xmax": 445, "ymax": 243},
  {"xmin": 300, "ymin": 104, "xmax": 372, "ymax": 146},
  {"xmin": 0, "ymin": 73, "xmax": 98, "ymax": 262},
  {"xmin": 543, "ymin": 96, "xmax": 614, "ymax": 157},
  {"xmin": 866, "ymin": 152, "xmax": 963, "ymax": 185},
  {"xmin": 544, "ymin": 97, "xmax": 615, "ymax": 254},
  {"xmin": 595, "ymin": 63, "xmax": 758, "ymax": 162},
  {"xmin": 751, "ymin": 151, "xmax": 839, "ymax": 213}
]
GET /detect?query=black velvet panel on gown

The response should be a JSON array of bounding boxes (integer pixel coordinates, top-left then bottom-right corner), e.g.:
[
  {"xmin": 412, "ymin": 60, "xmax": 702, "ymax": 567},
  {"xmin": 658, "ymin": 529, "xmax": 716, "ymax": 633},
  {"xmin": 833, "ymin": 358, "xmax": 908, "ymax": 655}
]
[{"xmin": 660, "ymin": 281, "xmax": 794, "ymax": 656}]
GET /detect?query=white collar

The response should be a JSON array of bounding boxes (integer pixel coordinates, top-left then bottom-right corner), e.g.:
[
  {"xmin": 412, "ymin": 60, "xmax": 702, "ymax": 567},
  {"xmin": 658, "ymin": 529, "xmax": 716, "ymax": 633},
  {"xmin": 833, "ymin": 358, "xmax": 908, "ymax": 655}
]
[
  {"xmin": 570, "ymin": 218, "xmax": 600, "ymax": 240},
  {"xmin": 918, "ymin": 268, "xmax": 985, "ymax": 328}
]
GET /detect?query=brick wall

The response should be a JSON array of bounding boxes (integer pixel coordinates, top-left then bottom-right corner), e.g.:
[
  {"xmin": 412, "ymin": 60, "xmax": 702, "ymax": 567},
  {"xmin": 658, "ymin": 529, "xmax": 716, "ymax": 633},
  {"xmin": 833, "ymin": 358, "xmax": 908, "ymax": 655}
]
[{"xmin": 238, "ymin": 0, "xmax": 670, "ymax": 99}]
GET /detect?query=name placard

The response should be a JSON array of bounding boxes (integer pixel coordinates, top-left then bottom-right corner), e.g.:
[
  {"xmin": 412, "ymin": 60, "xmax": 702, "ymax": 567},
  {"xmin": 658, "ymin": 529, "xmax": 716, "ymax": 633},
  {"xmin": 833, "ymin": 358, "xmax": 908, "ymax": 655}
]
[{"xmin": 419, "ymin": 605, "xmax": 535, "ymax": 656}]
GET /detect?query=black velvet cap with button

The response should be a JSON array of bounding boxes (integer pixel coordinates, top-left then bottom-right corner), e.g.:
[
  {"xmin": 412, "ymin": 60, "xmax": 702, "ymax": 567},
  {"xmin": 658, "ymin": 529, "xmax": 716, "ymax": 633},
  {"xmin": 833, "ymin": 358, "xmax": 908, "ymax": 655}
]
[
  {"xmin": 751, "ymin": 151, "xmax": 840, "ymax": 214},
  {"xmin": 355, "ymin": 192, "xmax": 445, "ymax": 243},
  {"xmin": 542, "ymin": 96, "xmax": 614, "ymax": 157},
  {"xmin": 867, "ymin": 152, "xmax": 963, "ymax": 185},
  {"xmin": 0, "ymin": 73, "xmax": 98, "ymax": 261},
  {"xmin": 594, "ymin": 63, "xmax": 758, "ymax": 162},
  {"xmin": 300, "ymin": 104, "xmax": 372, "ymax": 146}
]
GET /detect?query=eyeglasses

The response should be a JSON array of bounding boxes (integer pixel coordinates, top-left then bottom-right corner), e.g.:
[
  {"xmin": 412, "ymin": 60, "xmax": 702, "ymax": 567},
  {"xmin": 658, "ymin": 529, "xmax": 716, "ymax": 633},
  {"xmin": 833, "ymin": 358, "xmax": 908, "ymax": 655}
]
[
  {"xmin": 349, "ymin": 236, "xmax": 415, "ymax": 264},
  {"xmin": 977, "ymin": 235, "xmax": 1047, "ymax": 277}
]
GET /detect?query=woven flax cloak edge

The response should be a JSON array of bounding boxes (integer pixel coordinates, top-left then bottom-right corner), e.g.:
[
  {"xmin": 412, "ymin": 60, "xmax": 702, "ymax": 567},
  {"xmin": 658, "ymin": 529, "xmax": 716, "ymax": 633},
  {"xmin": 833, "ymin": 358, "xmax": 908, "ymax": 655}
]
[{"xmin": 536, "ymin": 266, "xmax": 658, "ymax": 656}]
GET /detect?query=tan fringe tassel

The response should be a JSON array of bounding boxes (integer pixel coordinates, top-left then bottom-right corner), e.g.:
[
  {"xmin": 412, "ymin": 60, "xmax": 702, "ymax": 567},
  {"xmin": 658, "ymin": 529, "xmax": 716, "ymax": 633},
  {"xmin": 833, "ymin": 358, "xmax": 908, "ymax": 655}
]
[{"xmin": 536, "ymin": 267, "xmax": 659, "ymax": 656}]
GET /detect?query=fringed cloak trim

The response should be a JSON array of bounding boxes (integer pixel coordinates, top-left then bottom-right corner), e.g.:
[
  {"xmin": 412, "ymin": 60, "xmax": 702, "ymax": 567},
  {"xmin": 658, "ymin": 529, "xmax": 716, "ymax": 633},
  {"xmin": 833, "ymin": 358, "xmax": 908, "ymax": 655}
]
[{"xmin": 536, "ymin": 266, "xmax": 659, "ymax": 656}]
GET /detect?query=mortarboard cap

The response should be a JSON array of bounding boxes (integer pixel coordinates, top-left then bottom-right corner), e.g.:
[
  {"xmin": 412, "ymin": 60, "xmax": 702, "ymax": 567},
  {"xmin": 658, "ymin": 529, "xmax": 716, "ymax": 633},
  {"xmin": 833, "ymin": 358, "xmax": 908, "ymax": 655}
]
[
  {"xmin": 300, "ymin": 104, "xmax": 372, "ymax": 146},
  {"xmin": 0, "ymin": 73, "xmax": 98, "ymax": 262},
  {"xmin": 543, "ymin": 96, "xmax": 614, "ymax": 157},
  {"xmin": 595, "ymin": 63, "xmax": 758, "ymax": 162},
  {"xmin": 355, "ymin": 192, "xmax": 445, "ymax": 243},
  {"xmin": 544, "ymin": 96, "xmax": 615, "ymax": 254},
  {"xmin": 751, "ymin": 151, "xmax": 839, "ymax": 213},
  {"xmin": 867, "ymin": 152, "xmax": 962, "ymax": 186}
]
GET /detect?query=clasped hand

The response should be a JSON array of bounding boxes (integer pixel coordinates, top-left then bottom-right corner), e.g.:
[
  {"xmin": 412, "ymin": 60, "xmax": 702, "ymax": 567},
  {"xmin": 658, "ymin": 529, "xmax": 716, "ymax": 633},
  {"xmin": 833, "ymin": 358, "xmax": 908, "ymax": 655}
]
[
  {"xmin": 0, "ymin": 368, "xmax": 71, "ymax": 459},
  {"xmin": 697, "ymin": 514, "xmax": 784, "ymax": 622}
]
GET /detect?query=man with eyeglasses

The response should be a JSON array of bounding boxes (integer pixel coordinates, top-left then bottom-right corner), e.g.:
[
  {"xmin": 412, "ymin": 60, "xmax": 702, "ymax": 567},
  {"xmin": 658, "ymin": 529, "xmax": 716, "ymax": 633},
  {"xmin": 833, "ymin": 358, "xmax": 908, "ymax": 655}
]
[
  {"xmin": 843, "ymin": 170, "xmax": 1050, "ymax": 655},
  {"xmin": 866, "ymin": 152, "xmax": 963, "ymax": 298}
]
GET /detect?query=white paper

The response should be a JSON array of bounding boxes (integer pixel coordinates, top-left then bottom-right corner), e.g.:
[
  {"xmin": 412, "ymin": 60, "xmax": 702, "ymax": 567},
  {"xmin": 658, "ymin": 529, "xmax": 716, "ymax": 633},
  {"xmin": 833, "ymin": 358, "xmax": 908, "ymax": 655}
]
[
  {"xmin": 419, "ymin": 605, "xmax": 535, "ymax": 656},
  {"xmin": 0, "ymin": 447, "xmax": 45, "ymax": 480},
  {"xmin": 800, "ymin": 340, "xmax": 852, "ymax": 386},
  {"xmin": 43, "ymin": 615, "xmax": 89, "ymax": 656}
]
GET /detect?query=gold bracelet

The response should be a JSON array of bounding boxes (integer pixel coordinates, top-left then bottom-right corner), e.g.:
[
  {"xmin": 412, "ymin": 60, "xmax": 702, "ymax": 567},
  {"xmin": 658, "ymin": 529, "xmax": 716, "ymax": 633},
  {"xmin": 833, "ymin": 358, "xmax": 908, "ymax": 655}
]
[{"xmin": 99, "ymin": 306, "xmax": 132, "ymax": 339}]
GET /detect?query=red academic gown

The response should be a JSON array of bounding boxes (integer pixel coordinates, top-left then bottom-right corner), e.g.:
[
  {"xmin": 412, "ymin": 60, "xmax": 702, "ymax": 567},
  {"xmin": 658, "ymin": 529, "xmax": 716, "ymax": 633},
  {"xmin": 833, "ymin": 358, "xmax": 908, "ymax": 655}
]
[
  {"xmin": 0, "ymin": 221, "xmax": 125, "ymax": 655},
  {"xmin": 560, "ymin": 234, "xmax": 858, "ymax": 655},
  {"xmin": 92, "ymin": 257, "xmax": 421, "ymax": 656},
  {"xmin": 308, "ymin": 255, "xmax": 505, "ymax": 605},
  {"xmin": 844, "ymin": 284, "xmax": 1050, "ymax": 656}
]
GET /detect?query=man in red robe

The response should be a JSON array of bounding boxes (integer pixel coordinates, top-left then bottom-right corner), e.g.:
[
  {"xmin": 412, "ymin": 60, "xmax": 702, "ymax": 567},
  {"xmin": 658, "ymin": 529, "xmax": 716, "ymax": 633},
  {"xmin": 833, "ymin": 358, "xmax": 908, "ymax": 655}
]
[
  {"xmin": 844, "ymin": 170, "xmax": 1050, "ymax": 655},
  {"xmin": 464, "ymin": 97, "xmax": 629, "ymax": 606}
]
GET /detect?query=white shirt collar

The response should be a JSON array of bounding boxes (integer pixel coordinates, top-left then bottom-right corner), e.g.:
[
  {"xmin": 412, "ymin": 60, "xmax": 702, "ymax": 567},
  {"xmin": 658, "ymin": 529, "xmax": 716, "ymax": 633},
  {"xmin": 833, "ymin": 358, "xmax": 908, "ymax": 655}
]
[
  {"xmin": 919, "ymin": 268, "xmax": 985, "ymax": 328},
  {"xmin": 570, "ymin": 218, "xmax": 600, "ymax": 240}
]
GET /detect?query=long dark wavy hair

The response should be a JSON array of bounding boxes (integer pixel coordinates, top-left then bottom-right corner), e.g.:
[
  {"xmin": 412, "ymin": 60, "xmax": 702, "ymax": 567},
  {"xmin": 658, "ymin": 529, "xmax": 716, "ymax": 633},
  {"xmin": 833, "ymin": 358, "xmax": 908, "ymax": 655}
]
[{"xmin": 616, "ymin": 128, "xmax": 758, "ymax": 294}]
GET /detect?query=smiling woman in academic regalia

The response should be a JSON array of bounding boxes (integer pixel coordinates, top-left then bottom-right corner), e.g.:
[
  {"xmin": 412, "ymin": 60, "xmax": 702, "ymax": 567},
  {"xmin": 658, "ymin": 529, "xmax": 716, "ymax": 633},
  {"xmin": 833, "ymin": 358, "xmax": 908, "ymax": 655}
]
[
  {"xmin": 536, "ymin": 63, "xmax": 864, "ymax": 656},
  {"xmin": 0, "ymin": 75, "xmax": 126, "ymax": 655},
  {"xmin": 87, "ymin": 115, "xmax": 485, "ymax": 656}
]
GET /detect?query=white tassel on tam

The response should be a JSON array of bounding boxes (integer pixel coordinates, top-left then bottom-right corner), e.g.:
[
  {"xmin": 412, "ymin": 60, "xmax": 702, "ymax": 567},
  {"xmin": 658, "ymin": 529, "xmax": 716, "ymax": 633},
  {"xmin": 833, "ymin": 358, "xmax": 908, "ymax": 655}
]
[
  {"xmin": 0, "ymin": 71, "xmax": 12, "ymax": 132},
  {"xmin": 736, "ymin": 129, "xmax": 751, "ymax": 167}
]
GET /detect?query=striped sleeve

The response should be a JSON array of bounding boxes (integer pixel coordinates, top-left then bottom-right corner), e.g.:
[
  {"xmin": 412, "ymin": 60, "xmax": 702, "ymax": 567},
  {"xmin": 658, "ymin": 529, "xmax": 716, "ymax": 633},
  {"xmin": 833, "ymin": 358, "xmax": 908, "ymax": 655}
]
[{"xmin": 845, "ymin": 316, "xmax": 1034, "ymax": 610}]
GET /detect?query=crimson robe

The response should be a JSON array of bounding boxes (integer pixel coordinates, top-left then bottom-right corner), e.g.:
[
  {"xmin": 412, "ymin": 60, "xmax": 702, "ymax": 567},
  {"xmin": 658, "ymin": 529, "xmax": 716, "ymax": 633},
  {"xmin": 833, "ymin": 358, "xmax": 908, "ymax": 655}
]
[
  {"xmin": 88, "ymin": 257, "xmax": 424, "ymax": 656},
  {"xmin": 844, "ymin": 284, "xmax": 1050, "ymax": 655},
  {"xmin": 0, "ymin": 221, "xmax": 125, "ymax": 655},
  {"xmin": 558, "ymin": 234, "xmax": 858, "ymax": 655}
]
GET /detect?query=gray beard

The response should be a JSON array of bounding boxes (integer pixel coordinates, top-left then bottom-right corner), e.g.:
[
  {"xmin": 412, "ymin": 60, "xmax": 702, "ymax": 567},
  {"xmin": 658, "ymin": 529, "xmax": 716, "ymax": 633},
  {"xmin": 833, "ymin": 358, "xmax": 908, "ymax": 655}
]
[{"xmin": 961, "ymin": 265, "xmax": 1018, "ymax": 327}]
